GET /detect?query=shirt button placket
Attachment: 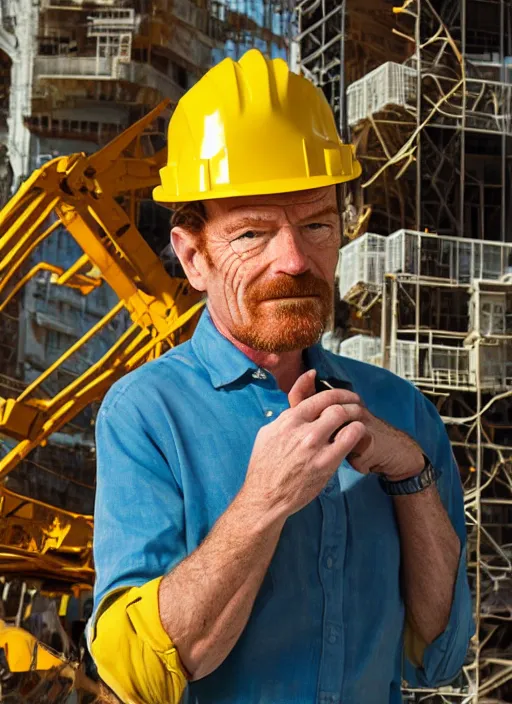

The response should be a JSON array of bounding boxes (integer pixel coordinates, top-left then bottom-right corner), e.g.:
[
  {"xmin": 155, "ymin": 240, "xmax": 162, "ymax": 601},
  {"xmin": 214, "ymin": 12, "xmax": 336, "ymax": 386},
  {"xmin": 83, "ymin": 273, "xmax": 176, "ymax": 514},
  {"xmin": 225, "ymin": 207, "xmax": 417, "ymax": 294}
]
[{"xmin": 317, "ymin": 477, "xmax": 345, "ymax": 704}]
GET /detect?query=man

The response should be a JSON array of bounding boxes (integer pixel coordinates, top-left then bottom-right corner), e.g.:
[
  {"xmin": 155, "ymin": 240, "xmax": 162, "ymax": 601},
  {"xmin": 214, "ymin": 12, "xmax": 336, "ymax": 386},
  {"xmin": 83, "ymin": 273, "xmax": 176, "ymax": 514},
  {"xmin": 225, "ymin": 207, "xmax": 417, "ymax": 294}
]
[{"xmin": 89, "ymin": 49, "xmax": 474, "ymax": 703}]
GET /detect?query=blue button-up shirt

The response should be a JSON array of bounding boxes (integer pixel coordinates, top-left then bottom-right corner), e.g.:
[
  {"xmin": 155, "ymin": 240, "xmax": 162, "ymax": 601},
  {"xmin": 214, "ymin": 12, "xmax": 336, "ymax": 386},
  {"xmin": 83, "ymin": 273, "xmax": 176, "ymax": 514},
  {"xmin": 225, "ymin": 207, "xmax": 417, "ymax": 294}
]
[{"xmin": 92, "ymin": 306, "xmax": 474, "ymax": 704}]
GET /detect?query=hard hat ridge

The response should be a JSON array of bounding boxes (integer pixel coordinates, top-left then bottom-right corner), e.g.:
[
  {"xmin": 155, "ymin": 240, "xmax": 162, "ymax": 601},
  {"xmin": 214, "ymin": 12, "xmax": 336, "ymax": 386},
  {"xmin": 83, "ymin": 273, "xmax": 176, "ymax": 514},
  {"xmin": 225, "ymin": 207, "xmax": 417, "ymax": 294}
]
[{"xmin": 236, "ymin": 48, "xmax": 288, "ymax": 114}]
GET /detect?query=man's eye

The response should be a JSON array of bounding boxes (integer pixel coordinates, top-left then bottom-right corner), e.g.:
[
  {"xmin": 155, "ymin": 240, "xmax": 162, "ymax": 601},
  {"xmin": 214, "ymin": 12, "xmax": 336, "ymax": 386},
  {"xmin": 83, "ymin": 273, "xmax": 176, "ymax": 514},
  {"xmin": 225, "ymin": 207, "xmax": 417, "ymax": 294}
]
[
  {"xmin": 306, "ymin": 223, "xmax": 328, "ymax": 230},
  {"xmin": 237, "ymin": 231, "xmax": 258, "ymax": 240}
]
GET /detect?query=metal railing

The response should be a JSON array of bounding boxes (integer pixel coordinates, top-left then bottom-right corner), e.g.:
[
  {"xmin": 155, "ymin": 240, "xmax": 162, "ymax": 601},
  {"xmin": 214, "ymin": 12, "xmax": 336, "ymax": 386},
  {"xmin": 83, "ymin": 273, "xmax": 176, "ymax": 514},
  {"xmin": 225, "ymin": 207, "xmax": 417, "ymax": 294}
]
[
  {"xmin": 114, "ymin": 61, "xmax": 184, "ymax": 102},
  {"xmin": 34, "ymin": 56, "xmax": 184, "ymax": 101},
  {"xmin": 346, "ymin": 62, "xmax": 417, "ymax": 126},
  {"xmin": 336, "ymin": 334, "xmax": 512, "ymax": 391},
  {"xmin": 34, "ymin": 55, "xmax": 112, "ymax": 78},
  {"xmin": 386, "ymin": 230, "xmax": 512, "ymax": 284},
  {"xmin": 337, "ymin": 233, "xmax": 386, "ymax": 299}
]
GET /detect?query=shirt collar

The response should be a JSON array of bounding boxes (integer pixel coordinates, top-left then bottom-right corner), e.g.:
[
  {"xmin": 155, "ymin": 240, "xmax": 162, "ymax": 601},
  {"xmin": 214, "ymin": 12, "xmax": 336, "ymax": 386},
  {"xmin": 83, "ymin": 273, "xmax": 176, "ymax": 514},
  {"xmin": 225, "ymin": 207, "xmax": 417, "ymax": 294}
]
[
  {"xmin": 191, "ymin": 305, "xmax": 352, "ymax": 389},
  {"xmin": 191, "ymin": 306, "xmax": 259, "ymax": 388}
]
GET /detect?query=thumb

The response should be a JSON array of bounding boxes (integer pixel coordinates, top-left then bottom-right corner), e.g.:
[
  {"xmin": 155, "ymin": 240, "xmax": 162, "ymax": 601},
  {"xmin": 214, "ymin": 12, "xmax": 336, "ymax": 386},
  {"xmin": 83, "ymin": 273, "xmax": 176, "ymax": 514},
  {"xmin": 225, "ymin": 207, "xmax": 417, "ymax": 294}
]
[{"xmin": 288, "ymin": 369, "xmax": 317, "ymax": 408}]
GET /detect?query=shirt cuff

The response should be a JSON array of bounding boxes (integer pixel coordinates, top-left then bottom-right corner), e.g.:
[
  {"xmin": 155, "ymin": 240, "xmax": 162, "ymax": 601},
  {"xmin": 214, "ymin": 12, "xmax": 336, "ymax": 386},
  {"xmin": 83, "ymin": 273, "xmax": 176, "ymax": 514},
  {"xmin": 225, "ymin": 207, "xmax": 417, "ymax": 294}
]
[
  {"xmin": 403, "ymin": 545, "xmax": 475, "ymax": 688},
  {"xmin": 124, "ymin": 577, "xmax": 191, "ymax": 677},
  {"xmin": 90, "ymin": 577, "xmax": 189, "ymax": 704}
]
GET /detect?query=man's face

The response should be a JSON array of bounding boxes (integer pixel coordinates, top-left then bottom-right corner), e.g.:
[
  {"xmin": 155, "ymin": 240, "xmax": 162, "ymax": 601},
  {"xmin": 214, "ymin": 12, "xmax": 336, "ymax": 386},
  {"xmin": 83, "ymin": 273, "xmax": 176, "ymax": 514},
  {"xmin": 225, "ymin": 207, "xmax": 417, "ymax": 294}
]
[{"xmin": 175, "ymin": 186, "xmax": 341, "ymax": 353}]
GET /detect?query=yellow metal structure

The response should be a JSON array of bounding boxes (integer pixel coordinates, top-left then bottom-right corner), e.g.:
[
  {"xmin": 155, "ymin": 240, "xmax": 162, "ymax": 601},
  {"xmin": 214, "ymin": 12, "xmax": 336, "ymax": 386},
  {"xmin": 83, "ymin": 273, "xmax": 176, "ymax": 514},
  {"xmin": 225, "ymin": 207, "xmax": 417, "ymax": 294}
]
[
  {"xmin": 153, "ymin": 48, "xmax": 362, "ymax": 204},
  {"xmin": 0, "ymin": 615, "xmax": 101, "ymax": 702},
  {"xmin": 0, "ymin": 100, "xmax": 205, "ymax": 481},
  {"xmin": 0, "ymin": 485, "xmax": 93, "ymax": 584},
  {"xmin": 0, "ymin": 100, "xmax": 205, "ymax": 596}
]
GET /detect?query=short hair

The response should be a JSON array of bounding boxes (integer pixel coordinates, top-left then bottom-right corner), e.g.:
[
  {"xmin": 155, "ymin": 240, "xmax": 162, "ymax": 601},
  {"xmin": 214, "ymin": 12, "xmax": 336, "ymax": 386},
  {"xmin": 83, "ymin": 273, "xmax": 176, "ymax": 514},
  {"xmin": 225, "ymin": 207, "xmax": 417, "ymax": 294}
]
[{"xmin": 170, "ymin": 201, "xmax": 208, "ymax": 234}]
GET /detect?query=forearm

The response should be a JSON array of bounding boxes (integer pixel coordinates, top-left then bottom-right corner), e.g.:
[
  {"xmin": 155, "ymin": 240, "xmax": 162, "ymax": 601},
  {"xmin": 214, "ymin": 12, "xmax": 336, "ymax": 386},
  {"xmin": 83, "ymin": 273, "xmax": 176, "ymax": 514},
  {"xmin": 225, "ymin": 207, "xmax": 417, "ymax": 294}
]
[
  {"xmin": 158, "ymin": 488, "xmax": 285, "ymax": 680},
  {"xmin": 394, "ymin": 484, "xmax": 460, "ymax": 645}
]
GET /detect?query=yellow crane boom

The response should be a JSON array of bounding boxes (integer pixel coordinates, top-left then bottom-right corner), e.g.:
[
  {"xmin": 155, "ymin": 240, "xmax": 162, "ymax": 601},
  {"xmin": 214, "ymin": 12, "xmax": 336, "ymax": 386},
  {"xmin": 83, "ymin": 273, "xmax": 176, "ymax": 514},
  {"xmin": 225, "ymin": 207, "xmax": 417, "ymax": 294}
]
[
  {"xmin": 0, "ymin": 100, "xmax": 204, "ymax": 479},
  {"xmin": 0, "ymin": 102, "xmax": 205, "ymax": 588}
]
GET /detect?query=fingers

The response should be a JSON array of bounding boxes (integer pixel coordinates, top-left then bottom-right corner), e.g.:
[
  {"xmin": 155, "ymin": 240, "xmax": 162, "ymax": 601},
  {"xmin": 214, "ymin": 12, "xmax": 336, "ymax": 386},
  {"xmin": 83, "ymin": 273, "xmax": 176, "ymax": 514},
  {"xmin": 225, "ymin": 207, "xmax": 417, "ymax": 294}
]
[
  {"xmin": 293, "ymin": 388, "xmax": 361, "ymax": 423},
  {"xmin": 320, "ymin": 421, "xmax": 369, "ymax": 467},
  {"xmin": 347, "ymin": 433, "xmax": 375, "ymax": 474},
  {"xmin": 311, "ymin": 403, "xmax": 365, "ymax": 445},
  {"xmin": 288, "ymin": 369, "xmax": 317, "ymax": 409}
]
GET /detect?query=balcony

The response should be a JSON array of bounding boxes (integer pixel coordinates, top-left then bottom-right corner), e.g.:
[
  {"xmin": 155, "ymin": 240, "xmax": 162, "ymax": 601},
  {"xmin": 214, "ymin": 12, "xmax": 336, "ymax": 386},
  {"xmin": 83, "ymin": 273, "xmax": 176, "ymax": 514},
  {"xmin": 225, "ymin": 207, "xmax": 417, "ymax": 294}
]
[
  {"xmin": 463, "ymin": 78, "xmax": 512, "ymax": 135},
  {"xmin": 115, "ymin": 61, "xmax": 184, "ymax": 103},
  {"xmin": 347, "ymin": 62, "xmax": 417, "ymax": 126},
  {"xmin": 338, "ymin": 333, "xmax": 512, "ymax": 391},
  {"xmin": 339, "ymin": 230, "xmax": 512, "ymax": 304},
  {"xmin": 469, "ymin": 281, "xmax": 512, "ymax": 338},
  {"xmin": 470, "ymin": 340, "xmax": 512, "ymax": 389},
  {"xmin": 33, "ymin": 56, "xmax": 184, "ymax": 102},
  {"xmin": 86, "ymin": 8, "xmax": 137, "ymax": 37},
  {"xmin": 339, "ymin": 334, "xmax": 381, "ymax": 366},
  {"xmin": 390, "ymin": 339, "xmax": 472, "ymax": 389},
  {"xmin": 34, "ymin": 55, "xmax": 113, "ymax": 79},
  {"xmin": 337, "ymin": 233, "xmax": 386, "ymax": 300},
  {"xmin": 347, "ymin": 58, "xmax": 512, "ymax": 135},
  {"xmin": 386, "ymin": 230, "xmax": 512, "ymax": 284}
]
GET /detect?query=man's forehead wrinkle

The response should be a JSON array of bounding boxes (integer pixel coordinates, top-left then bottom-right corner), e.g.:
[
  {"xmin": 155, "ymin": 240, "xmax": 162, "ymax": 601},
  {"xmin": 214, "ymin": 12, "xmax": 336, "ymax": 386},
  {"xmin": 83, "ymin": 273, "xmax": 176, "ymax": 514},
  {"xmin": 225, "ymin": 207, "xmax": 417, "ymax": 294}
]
[
  {"xmin": 222, "ymin": 214, "xmax": 281, "ymax": 236},
  {"xmin": 204, "ymin": 188, "xmax": 337, "ymax": 243},
  {"xmin": 221, "ymin": 200, "xmax": 337, "ymax": 231}
]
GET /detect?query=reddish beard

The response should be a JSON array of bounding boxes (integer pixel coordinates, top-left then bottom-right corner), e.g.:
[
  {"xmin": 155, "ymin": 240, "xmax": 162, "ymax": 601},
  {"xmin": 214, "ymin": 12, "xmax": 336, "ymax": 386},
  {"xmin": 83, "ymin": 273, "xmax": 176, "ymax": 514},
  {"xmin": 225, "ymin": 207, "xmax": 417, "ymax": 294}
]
[{"xmin": 231, "ymin": 272, "xmax": 333, "ymax": 353}]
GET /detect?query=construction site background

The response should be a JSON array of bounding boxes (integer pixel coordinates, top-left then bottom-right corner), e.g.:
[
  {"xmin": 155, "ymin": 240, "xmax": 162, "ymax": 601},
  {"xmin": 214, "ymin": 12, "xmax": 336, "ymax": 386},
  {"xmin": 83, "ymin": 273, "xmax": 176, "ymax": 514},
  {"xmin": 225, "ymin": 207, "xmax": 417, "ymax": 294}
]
[
  {"xmin": 0, "ymin": 0, "xmax": 292, "ymax": 511},
  {"xmin": 0, "ymin": 0, "xmax": 511, "ymax": 702},
  {"xmin": 0, "ymin": 1, "xmax": 292, "ymax": 701},
  {"xmin": 295, "ymin": 0, "xmax": 512, "ymax": 701}
]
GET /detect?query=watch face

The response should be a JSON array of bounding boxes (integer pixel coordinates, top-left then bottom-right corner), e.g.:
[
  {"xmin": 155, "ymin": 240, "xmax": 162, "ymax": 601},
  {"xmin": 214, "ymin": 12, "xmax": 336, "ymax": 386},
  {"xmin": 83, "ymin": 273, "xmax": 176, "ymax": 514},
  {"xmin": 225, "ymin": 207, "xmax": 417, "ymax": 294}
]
[{"xmin": 380, "ymin": 461, "xmax": 440, "ymax": 495}]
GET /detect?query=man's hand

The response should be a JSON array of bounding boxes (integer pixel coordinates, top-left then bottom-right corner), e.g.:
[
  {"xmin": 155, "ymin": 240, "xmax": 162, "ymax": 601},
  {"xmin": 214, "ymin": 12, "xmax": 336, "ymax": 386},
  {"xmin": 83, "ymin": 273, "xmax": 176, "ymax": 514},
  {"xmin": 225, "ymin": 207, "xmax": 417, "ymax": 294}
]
[
  {"xmin": 346, "ymin": 411, "xmax": 424, "ymax": 480},
  {"xmin": 241, "ymin": 369, "xmax": 367, "ymax": 519},
  {"xmin": 288, "ymin": 372, "xmax": 425, "ymax": 482}
]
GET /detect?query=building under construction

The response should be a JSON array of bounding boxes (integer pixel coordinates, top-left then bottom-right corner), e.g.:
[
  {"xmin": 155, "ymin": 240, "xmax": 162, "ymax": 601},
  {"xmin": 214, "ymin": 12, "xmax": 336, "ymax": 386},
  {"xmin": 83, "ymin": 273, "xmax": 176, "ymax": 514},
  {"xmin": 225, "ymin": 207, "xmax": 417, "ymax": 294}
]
[
  {"xmin": 1, "ymin": 0, "xmax": 509, "ymax": 701},
  {"xmin": 0, "ymin": 2, "xmax": 291, "ymax": 696},
  {"xmin": 296, "ymin": 0, "xmax": 512, "ymax": 701},
  {"xmin": 0, "ymin": 0, "xmax": 291, "ymax": 508}
]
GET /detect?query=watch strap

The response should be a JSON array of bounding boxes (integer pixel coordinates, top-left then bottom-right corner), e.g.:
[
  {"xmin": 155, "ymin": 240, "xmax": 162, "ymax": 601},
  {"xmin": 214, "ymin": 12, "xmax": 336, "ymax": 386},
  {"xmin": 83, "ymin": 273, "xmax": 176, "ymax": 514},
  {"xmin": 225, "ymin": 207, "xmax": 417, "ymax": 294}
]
[{"xmin": 378, "ymin": 456, "xmax": 440, "ymax": 496}]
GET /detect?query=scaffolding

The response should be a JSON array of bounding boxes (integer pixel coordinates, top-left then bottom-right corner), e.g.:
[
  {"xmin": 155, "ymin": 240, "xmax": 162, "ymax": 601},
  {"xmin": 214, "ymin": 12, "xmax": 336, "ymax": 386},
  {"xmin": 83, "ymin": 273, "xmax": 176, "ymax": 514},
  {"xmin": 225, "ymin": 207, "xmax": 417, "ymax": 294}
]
[
  {"xmin": 209, "ymin": 0, "xmax": 293, "ymax": 61},
  {"xmin": 0, "ymin": 2, "xmax": 294, "ymax": 650},
  {"xmin": 296, "ymin": 0, "xmax": 512, "ymax": 700}
]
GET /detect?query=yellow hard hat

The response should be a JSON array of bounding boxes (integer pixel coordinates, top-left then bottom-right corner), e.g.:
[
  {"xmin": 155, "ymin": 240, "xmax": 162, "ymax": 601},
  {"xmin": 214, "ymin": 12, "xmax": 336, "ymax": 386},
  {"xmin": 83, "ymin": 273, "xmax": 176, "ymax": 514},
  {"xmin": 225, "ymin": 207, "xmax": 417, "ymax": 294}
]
[{"xmin": 153, "ymin": 49, "xmax": 361, "ymax": 204}]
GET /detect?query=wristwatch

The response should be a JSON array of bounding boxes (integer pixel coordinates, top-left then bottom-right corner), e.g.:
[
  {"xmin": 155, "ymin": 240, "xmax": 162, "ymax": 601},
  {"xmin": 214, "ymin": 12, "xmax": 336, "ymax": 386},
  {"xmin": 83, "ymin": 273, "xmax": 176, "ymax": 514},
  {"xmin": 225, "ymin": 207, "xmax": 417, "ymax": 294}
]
[{"xmin": 378, "ymin": 455, "xmax": 441, "ymax": 496}]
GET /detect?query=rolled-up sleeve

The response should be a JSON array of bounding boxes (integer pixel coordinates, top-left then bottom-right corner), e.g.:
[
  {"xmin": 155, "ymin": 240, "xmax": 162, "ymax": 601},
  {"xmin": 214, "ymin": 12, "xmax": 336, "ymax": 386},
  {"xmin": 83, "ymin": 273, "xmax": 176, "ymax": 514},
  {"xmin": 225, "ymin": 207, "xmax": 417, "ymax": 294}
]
[
  {"xmin": 90, "ymin": 378, "xmax": 188, "ymax": 702},
  {"xmin": 403, "ymin": 392, "xmax": 475, "ymax": 688},
  {"xmin": 90, "ymin": 578, "xmax": 188, "ymax": 704}
]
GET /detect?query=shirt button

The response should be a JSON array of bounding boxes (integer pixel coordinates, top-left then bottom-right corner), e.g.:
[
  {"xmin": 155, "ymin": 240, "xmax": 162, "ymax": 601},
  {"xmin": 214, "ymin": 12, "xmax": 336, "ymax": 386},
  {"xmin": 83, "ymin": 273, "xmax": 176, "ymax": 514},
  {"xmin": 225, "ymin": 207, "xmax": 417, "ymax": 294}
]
[
  {"xmin": 328, "ymin": 633, "xmax": 337, "ymax": 644},
  {"xmin": 326, "ymin": 557, "xmax": 333, "ymax": 569},
  {"xmin": 252, "ymin": 369, "xmax": 267, "ymax": 380},
  {"xmin": 265, "ymin": 410, "xmax": 274, "ymax": 417}
]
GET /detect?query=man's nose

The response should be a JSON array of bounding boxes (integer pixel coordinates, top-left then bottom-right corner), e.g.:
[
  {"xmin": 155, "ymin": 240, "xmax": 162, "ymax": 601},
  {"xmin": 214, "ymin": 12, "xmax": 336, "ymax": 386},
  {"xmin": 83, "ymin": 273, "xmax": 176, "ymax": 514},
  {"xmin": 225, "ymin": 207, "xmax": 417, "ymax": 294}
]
[{"xmin": 270, "ymin": 226, "xmax": 310, "ymax": 276}]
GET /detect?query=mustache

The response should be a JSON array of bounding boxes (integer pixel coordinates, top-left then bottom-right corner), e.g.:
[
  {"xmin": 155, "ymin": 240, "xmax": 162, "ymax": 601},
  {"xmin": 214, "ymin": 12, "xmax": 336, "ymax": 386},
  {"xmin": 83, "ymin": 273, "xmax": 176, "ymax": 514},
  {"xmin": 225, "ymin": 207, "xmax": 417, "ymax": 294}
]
[{"xmin": 250, "ymin": 274, "xmax": 331, "ymax": 301}]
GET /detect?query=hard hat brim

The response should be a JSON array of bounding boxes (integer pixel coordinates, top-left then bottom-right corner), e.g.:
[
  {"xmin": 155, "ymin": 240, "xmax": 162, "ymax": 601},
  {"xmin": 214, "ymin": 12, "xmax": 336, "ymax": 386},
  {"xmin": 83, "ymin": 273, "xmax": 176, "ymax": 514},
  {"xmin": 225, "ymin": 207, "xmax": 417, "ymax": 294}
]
[{"xmin": 153, "ymin": 164, "xmax": 361, "ymax": 204}]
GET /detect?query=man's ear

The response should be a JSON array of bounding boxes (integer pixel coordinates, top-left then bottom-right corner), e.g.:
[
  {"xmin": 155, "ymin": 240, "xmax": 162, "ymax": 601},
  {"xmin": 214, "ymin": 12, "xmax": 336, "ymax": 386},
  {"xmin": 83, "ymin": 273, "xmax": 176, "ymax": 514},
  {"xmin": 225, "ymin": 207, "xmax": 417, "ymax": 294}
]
[{"xmin": 170, "ymin": 227, "xmax": 208, "ymax": 292}]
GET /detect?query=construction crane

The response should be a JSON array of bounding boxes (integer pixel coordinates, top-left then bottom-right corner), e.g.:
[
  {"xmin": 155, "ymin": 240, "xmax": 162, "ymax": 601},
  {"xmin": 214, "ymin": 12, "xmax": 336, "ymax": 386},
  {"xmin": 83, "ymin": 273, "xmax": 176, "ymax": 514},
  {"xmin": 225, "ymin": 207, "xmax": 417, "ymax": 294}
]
[{"xmin": 0, "ymin": 102, "xmax": 205, "ymax": 697}]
